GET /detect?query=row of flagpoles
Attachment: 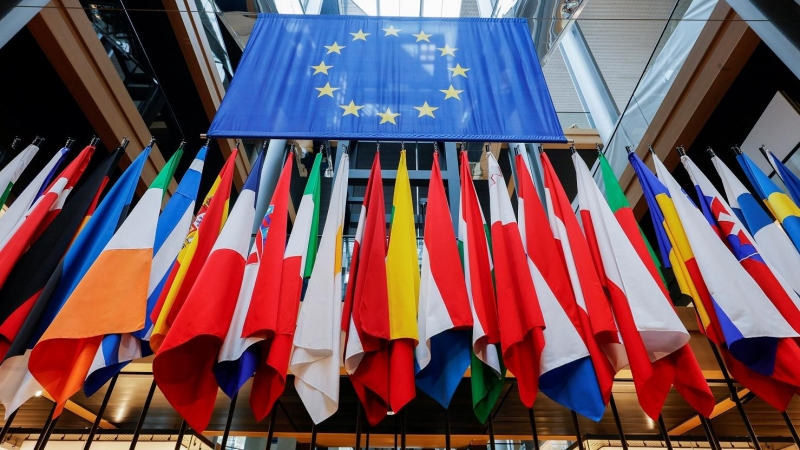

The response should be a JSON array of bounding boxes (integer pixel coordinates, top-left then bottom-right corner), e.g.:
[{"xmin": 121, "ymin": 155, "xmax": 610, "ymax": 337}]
[{"xmin": 2, "ymin": 136, "xmax": 800, "ymax": 448}]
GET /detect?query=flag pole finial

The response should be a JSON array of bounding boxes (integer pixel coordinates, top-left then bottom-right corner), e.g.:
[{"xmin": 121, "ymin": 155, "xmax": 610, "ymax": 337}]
[
  {"xmin": 120, "ymin": 137, "xmax": 130, "ymax": 150},
  {"xmin": 569, "ymin": 144, "xmax": 576, "ymax": 155},
  {"xmin": 537, "ymin": 145, "xmax": 544, "ymax": 155},
  {"xmin": 758, "ymin": 145, "xmax": 769, "ymax": 158},
  {"xmin": 706, "ymin": 147, "xmax": 717, "ymax": 157},
  {"xmin": 625, "ymin": 145, "xmax": 633, "ymax": 154},
  {"xmin": 64, "ymin": 137, "xmax": 75, "ymax": 149},
  {"xmin": 731, "ymin": 145, "xmax": 743, "ymax": 155},
  {"xmin": 676, "ymin": 146, "xmax": 686, "ymax": 157},
  {"xmin": 11, "ymin": 136, "xmax": 20, "ymax": 150},
  {"xmin": 148, "ymin": 136, "xmax": 156, "ymax": 148},
  {"xmin": 89, "ymin": 136, "xmax": 100, "ymax": 147},
  {"xmin": 648, "ymin": 144, "xmax": 656, "ymax": 155},
  {"xmin": 596, "ymin": 143, "xmax": 604, "ymax": 155},
  {"xmin": 177, "ymin": 140, "xmax": 186, "ymax": 152}
]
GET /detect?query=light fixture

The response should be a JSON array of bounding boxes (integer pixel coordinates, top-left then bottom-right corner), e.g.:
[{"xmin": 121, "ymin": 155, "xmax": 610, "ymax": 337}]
[
  {"xmin": 386, "ymin": 410, "xmax": 395, "ymax": 416},
  {"xmin": 34, "ymin": 390, "xmax": 42, "ymax": 397}
]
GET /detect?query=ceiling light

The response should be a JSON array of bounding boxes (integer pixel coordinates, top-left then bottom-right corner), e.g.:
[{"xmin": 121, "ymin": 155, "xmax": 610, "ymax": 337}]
[{"xmin": 34, "ymin": 390, "xmax": 42, "ymax": 397}]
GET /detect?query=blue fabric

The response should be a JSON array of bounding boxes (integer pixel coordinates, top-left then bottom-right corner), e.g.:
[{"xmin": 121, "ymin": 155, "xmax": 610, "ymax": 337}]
[
  {"xmin": 415, "ymin": 329, "xmax": 471, "ymax": 409},
  {"xmin": 628, "ymin": 153, "xmax": 673, "ymax": 268},
  {"xmin": 208, "ymin": 15, "xmax": 565, "ymax": 142},
  {"xmin": 736, "ymin": 193, "xmax": 773, "ymax": 235},
  {"xmin": 539, "ymin": 357, "xmax": 606, "ymax": 422},
  {"xmin": 36, "ymin": 147, "xmax": 70, "ymax": 198},
  {"xmin": 770, "ymin": 152, "xmax": 800, "ymax": 206}
]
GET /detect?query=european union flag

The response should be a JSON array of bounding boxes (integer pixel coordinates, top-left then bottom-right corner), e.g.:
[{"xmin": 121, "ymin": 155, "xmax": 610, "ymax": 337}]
[{"xmin": 208, "ymin": 14, "xmax": 565, "ymax": 142}]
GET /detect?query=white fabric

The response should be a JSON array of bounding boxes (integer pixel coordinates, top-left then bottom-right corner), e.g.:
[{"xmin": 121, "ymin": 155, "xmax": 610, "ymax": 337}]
[
  {"xmin": 415, "ymin": 243, "xmax": 456, "ymax": 371},
  {"xmin": 291, "ymin": 155, "xmax": 349, "ymax": 424},
  {"xmin": 343, "ymin": 203, "xmax": 367, "ymax": 375},
  {"xmin": 0, "ymin": 351, "xmax": 43, "ymax": 418},
  {"xmin": 0, "ymin": 144, "xmax": 39, "ymax": 204},
  {"xmin": 654, "ymin": 157, "xmax": 798, "ymax": 340}
]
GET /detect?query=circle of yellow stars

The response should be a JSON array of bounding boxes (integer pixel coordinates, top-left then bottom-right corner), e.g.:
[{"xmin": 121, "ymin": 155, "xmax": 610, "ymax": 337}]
[{"xmin": 310, "ymin": 24, "xmax": 469, "ymax": 125}]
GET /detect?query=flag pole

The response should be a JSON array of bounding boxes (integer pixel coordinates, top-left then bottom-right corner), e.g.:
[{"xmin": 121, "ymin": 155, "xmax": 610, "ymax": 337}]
[
  {"xmin": 699, "ymin": 416, "xmax": 721, "ymax": 450},
  {"xmin": 657, "ymin": 415, "xmax": 673, "ymax": 450},
  {"xmin": 83, "ymin": 373, "xmax": 119, "ymax": 450},
  {"xmin": 401, "ymin": 409, "xmax": 407, "ymax": 450},
  {"xmin": 487, "ymin": 412, "xmax": 496, "ymax": 450},
  {"xmin": 129, "ymin": 379, "xmax": 157, "ymax": 450},
  {"xmin": 173, "ymin": 420, "xmax": 187, "ymax": 450},
  {"xmin": 220, "ymin": 393, "xmax": 238, "ymax": 450},
  {"xmin": 527, "ymin": 409, "xmax": 539, "ymax": 450},
  {"xmin": 354, "ymin": 402, "xmax": 362, "ymax": 450},
  {"xmin": 783, "ymin": 411, "xmax": 800, "ymax": 447},
  {"xmin": 0, "ymin": 409, "xmax": 18, "ymax": 444},
  {"xmin": 570, "ymin": 411, "xmax": 585, "ymax": 450},
  {"xmin": 609, "ymin": 395, "xmax": 628, "ymax": 450},
  {"xmin": 265, "ymin": 407, "xmax": 278, "ymax": 450},
  {"xmin": 310, "ymin": 423, "xmax": 317, "ymax": 450},
  {"xmin": 445, "ymin": 408, "xmax": 451, "ymax": 450},
  {"xmin": 34, "ymin": 409, "xmax": 59, "ymax": 450},
  {"xmin": 394, "ymin": 411, "xmax": 398, "ymax": 450},
  {"xmin": 32, "ymin": 402, "xmax": 56, "ymax": 450},
  {"xmin": 364, "ymin": 418, "xmax": 370, "ymax": 450}
]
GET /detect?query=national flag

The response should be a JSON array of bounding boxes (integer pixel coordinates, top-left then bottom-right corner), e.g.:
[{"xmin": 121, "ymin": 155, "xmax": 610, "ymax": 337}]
[
  {"xmin": 0, "ymin": 143, "xmax": 39, "ymax": 208},
  {"xmin": 153, "ymin": 149, "xmax": 259, "ymax": 432},
  {"xmin": 764, "ymin": 148, "xmax": 800, "ymax": 206},
  {"xmin": 515, "ymin": 153, "xmax": 606, "ymax": 421},
  {"xmin": 83, "ymin": 147, "xmax": 205, "ymax": 396},
  {"xmin": 0, "ymin": 145, "xmax": 94, "ymax": 287},
  {"xmin": 290, "ymin": 153, "xmax": 350, "ymax": 424},
  {"xmin": 28, "ymin": 149, "xmax": 179, "ymax": 415},
  {"xmin": 540, "ymin": 152, "xmax": 621, "ymax": 396},
  {"xmin": 712, "ymin": 155, "xmax": 800, "ymax": 296},
  {"xmin": 245, "ymin": 153, "xmax": 322, "ymax": 421},
  {"xmin": 341, "ymin": 153, "xmax": 392, "ymax": 426},
  {"xmin": 737, "ymin": 152, "xmax": 800, "ymax": 253},
  {"xmin": 485, "ymin": 152, "xmax": 544, "ymax": 408},
  {"xmin": 415, "ymin": 152, "xmax": 472, "ymax": 409},
  {"xmin": 0, "ymin": 148, "xmax": 122, "ymax": 362},
  {"xmin": 598, "ymin": 152, "xmax": 666, "ymax": 286},
  {"xmin": 0, "ymin": 146, "xmax": 70, "ymax": 244},
  {"xmin": 458, "ymin": 150, "xmax": 504, "ymax": 424},
  {"xmin": 0, "ymin": 147, "xmax": 148, "ymax": 416},
  {"xmin": 630, "ymin": 151, "xmax": 800, "ymax": 411},
  {"xmin": 682, "ymin": 155, "xmax": 800, "ymax": 333},
  {"xmin": 149, "ymin": 150, "xmax": 238, "ymax": 351},
  {"xmin": 575, "ymin": 153, "xmax": 714, "ymax": 419}
]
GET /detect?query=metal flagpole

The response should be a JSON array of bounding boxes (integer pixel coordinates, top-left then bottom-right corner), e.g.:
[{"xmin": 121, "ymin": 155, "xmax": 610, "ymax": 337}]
[
  {"xmin": 706, "ymin": 342, "xmax": 760, "ymax": 449},
  {"xmin": 699, "ymin": 417, "xmax": 721, "ymax": 450},
  {"xmin": 354, "ymin": 402, "xmax": 362, "ymax": 450},
  {"xmin": 265, "ymin": 407, "xmax": 278, "ymax": 450},
  {"xmin": 657, "ymin": 415, "xmax": 673, "ymax": 450},
  {"xmin": 487, "ymin": 413, "xmax": 496, "ymax": 450},
  {"xmin": 527, "ymin": 409, "xmax": 539, "ymax": 450},
  {"xmin": 364, "ymin": 420, "xmax": 370, "ymax": 450},
  {"xmin": 445, "ymin": 408, "xmax": 451, "ymax": 450},
  {"xmin": 609, "ymin": 395, "xmax": 628, "ymax": 450},
  {"xmin": 35, "ymin": 410, "xmax": 59, "ymax": 450},
  {"xmin": 129, "ymin": 380, "xmax": 157, "ymax": 450},
  {"xmin": 0, "ymin": 409, "xmax": 18, "ymax": 444},
  {"xmin": 173, "ymin": 421, "xmax": 187, "ymax": 450},
  {"xmin": 782, "ymin": 411, "xmax": 800, "ymax": 448},
  {"xmin": 220, "ymin": 393, "xmax": 238, "ymax": 450},
  {"xmin": 394, "ymin": 412, "xmax": 398, "ymax": 450},
  {"xmin": 83, "ymin": 374, "xmax": 119, "ymax": 450},
  {"xmin": 570, "ymin": 411, "xmax": 585, "ymax": 450},
  {"xmin": 401, "ymin": 409, "xmax": 407, "ymax": 450},
  {"xmin": 310, "ymin": 424, "xmax": 317, "ymax": 450},
  {"xmin": 33, "ymin": 403, "xmax": 56, "ymax": 450}
]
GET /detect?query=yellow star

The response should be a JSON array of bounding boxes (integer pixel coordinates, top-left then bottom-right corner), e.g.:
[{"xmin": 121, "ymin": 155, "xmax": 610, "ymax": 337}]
[
  {"xmin": 412, "ymin": 30, "xmax": 432, "ymax": 42},
  {"xmin": 383, "ymin": 25, "xmax": 401, "ymax": 36},
  {"xmin": 440, "ymin": 85, "xmax": 464, "ymax": 100},
  {"xmin": 413, "ymin": 101, "xmax": 439, "ymax": 118},
  {"xmin": 437, "ymin": 44, "xmax": 457, "ymax": 57},
  {"xmin": 377, "ymin": 107, "xmax": 401, "ymax": 125},
  {"xmin": 324, "ymin": 42, "xmax": 345, "ymax": 54},
  {"xmin": 448, "ymin": 63, "xmax": 470, "ymax": 78},
  {"xmin": 350, "ymin": 29, "xmax": 370, "ymax": 41},
  {"xmin": 310, "ymin": 60, "xmax": 333, "ymax": 75},
  {"xmin": 315, "ymin": 82, "xmax": 339, "ymax": 98},
  {"xmin": 339, "ymin": 100, "xmax": 364, "ymax": 117}
]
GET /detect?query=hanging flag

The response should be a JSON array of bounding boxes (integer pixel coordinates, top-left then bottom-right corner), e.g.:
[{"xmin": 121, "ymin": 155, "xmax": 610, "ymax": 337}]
[
  {"xmin": 0, "ymin": 147, "xmax": 147, "ymax": 417},
  {"xmin": 153, "ymin": 150, "xmax": 259, "ymax": 432},
  {"xmin": 682, "ymin": 155, "xmax": 800, "ymax": 331},
  {"xmin": 0, "ymin": 148, "xmax": 122, "ymax": 362},
  {"xmin": 341, "ymin": 153, "xmax": 392, "ymax": 426},
  {"xmin": 515, "ymin": 153, "xmax": 606, "ymax": 421},
  {"xmin": 149, "ymin": 150, "xmax": 238, "ymax": 351},
  {"xmin": 630, "ymin": 151, "xmax": 799, "ymax": 411},
  {"xmin": 764, "ymin": 148, "xmax": 800, "ymax": 206},
  {"xmin": 384, "ymin": 150, "xmax": 419, "ymax": 414},
  {"xmin": 712, "ymin": 155, "xmax": 800, "ymax": 296},
  {"xmin": 0, "ymin": 145, "xmax": 94, "ymax": 287},
  {"xmin": 575, "ymin": 153, "xmax": 714, "ymax": 419},
  {"xmin": 598, "ymin": 153, "xmax": 666, "ymax": 286},
  {"xmin": 415, "ymin": 152, "xmax": 472, "ymax": 409},
  {"xmin": 245, "ymin": 153, "xmax": 322, "ymax": 421},
  {"xmin": 0, "ymin": 143, "xmax": 39, "ymax": 208},
  {"xmin": 458, "ymin": 150, "xmax": 504, "ymax": 424},
  {"xmin": 83, "ymin": 147, "xmax": 205, "ymax": 396},
  {"xmin": 290, "ymin": 153, "xmax": 350, "ymax": 424},
  {"xmin": 0, "ymin": 147, "xmax": 70, "ymax": 244},
  {"xmin": 737, "ymin": 152, "xmax": 800, "ymax": 253},
  {"xmin": 28, "ymin": 150, "xmax": 178, "ymax": 415},
  {"xmin": 486, "ymin": 152, "xmax": 545, "ymax": 408},
  {"xmin": 540, "ymin": 152, "xmax": 621, "ymax": 397}
]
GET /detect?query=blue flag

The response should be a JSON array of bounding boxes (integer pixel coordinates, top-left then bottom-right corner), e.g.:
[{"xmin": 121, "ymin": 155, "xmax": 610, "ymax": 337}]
[{"xmin": 208, "ymin": 15, "xmax": 564, "ymax": 142}]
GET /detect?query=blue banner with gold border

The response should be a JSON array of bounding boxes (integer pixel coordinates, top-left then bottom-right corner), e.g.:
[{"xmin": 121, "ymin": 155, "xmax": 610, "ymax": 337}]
[{"xmin": 208, "ymin": 14, "xmax": 565, "ymax": 142}]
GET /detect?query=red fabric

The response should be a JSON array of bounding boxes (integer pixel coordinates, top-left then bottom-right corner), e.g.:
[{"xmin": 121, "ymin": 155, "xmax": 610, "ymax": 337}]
[
  {"xmin": 0, "ymin": 146, "xmax": 93, "ymax": 288},
  {"xmin": 341, "ymin": 154, "xmax": 392, "ymax": 426},
  {"xmin": 0, "ymin": 293, "xmax": 37, "ymax": 359}
]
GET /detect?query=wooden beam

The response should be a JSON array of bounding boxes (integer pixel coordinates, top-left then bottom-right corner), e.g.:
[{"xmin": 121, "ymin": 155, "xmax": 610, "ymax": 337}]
[
  {"xmin": 27, "ymin": 0, "xmax": 169, "ymax": 193},
  {"xmin": 40, "ymin": 392, "xmax": 116, "ymax": 430},
  {"xmin": 161, "ymin": 0, "xmax": 249, "ymax": 188},
  {"xmin": 668, "ymin": 388, "xmax": 751, "ymax": 436},
  {"xmin": 615, "ymin": 2, "xmax": 760, "ymax": 218}
]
